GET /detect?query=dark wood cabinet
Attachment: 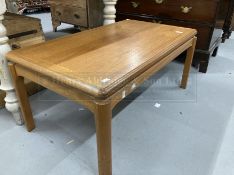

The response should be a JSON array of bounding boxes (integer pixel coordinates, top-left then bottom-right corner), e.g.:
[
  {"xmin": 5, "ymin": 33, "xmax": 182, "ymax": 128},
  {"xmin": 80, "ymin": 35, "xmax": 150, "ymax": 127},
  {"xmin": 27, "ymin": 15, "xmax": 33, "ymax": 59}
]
[
  {"xmin": 220, "ymin": 0, "xmax": 234, "ymax": 42},
  {"xmin": 116, "ymin": 0, "xmax": 223, "ymax": 73}
]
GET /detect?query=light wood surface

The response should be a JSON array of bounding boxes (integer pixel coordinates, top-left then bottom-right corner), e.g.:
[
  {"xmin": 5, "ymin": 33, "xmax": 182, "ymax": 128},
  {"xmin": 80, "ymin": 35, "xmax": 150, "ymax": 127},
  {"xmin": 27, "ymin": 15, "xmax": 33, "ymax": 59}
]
[
  {"xmin": 7, "ymin": 20, "xmax": 196, "ymax": 98},
  {"xmin": 6, "ymin": 20, "xmax": 197, "ymax": 175}
]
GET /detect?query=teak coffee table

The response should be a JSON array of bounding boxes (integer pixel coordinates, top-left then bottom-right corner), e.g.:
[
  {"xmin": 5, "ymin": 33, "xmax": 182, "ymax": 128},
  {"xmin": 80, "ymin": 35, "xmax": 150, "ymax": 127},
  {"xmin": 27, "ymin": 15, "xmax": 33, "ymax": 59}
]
[{"xmin": 6, "ymin": 20, "xmax": 197, "ymax": 175}]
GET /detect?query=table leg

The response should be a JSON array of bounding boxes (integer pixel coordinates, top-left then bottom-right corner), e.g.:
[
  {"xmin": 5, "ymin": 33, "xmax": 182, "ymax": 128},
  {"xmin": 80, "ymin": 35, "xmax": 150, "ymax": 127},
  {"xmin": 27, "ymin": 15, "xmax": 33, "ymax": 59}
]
[
  {"xmin": 0, "ymin": 2, "xmax": 23, "ymax": 125},
  {"xmin": 103, "ymin": 0, "xmax": 117, "ymax": 25},
  {"xmin": 180, "ymin": 37, "xmax": 197, "ymax": 89},
  {"xmin": 8, "ymin": 63, "xmax": 35, "ymax": 132},
  {"xmin": 94, "ymin": 102, "xmax": 112, "ymax": 175}
]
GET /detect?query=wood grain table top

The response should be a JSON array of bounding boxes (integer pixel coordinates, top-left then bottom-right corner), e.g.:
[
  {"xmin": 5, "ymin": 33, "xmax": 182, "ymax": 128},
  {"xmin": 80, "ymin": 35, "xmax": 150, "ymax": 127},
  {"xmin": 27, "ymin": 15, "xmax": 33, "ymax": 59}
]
[{"xmin": 6, "ymin": 20, "xmax": 197, "ymax": 98}]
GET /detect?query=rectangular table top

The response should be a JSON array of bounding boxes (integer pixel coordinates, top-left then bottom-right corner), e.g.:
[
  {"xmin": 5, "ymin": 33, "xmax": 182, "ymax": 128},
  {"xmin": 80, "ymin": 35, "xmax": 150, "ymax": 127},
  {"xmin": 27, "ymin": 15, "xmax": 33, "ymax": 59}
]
[{"xmin": 6, "ymin": 20, "xmax": 196, "ymax": 99}]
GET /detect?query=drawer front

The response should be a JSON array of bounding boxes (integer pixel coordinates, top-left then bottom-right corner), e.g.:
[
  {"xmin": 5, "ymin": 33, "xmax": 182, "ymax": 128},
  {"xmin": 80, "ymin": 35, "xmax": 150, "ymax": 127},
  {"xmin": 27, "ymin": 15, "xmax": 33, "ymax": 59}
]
[
  {"xmin": 116, "ymin": 14, "xmax": 214, "ymax": 50},
  {"xmin": 116, "ymin": 0, "xmax": 219, "ymax": 23},
  {"xmin": 51, "ymin": 5, "xmax": 88, "ymax": 27}
]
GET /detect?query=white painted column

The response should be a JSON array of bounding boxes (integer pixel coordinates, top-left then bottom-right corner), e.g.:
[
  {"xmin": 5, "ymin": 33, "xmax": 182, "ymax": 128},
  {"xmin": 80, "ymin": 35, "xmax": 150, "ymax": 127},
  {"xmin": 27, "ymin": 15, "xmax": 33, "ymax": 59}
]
[
  {"xmin": 0, "ymin": 0, "xmax": 23, "ymax": 125},
  {"xmin": 103, "ymin": 0, "xmax": 117, "ymax": 25}
]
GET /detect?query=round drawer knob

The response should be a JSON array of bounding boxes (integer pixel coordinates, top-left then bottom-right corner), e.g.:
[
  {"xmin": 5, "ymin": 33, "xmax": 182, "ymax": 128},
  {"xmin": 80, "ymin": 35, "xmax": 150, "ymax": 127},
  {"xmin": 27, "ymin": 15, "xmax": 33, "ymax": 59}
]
[
  {"xmin": 152, "ymin": 19, "xmax": 162, "ymax": 24},
  {"xmin": 56, "ymin": 11, "xmax": 61, "ymax": 16},
  {"xmin": 181, "ymin": 6, "xmax": 192, "ymax": 13},
  {"xmin": 11, "ymin": 44, "xmax": 21, "ymax": 49},
  {"xmin": 74, "ymin": 14, "xmax": 80, "ymax": 19},
  {"xmin": 155, "ymin": 0, "xmax": 164, "ymax": 4},
  {"xmin": 131, "ymin": 1, "xmax": 140, "ymax": 8}
]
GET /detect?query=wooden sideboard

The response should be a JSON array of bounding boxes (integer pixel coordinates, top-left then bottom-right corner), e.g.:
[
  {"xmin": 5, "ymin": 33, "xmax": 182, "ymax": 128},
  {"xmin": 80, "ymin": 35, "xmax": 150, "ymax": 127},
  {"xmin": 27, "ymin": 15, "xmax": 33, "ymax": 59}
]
[
  {"xmin": 49, "ymin": 0, "xmax": 104, "ymax": 31},
  {"xmin": 116, "ymin": 0, "xmax": 223, "ymax": 73}
]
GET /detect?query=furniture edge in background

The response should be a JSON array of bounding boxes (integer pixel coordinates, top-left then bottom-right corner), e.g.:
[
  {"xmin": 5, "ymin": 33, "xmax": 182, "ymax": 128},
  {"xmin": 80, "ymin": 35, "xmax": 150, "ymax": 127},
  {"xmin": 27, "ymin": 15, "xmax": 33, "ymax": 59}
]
[
  {"xmin": 222, "ymin": 0, "xmax": 234, "ymax": 42},
  {"xmin": 0, "ymin": 12, "xmax": 45, "ymax": 108},
  {"xmin": 3, "ymin": 12, "xmax": 45, "ymax": 48},
  {"xmin": 5, "ymin": 0, "xmax": 50, "ymax": 14},
  {"xmin": 115, "ymin": 0, "xmax": 226, "ymax": 73},
  {"xmin": 49, "ymin": 0, "xmax": 104, "ymax": 32}
]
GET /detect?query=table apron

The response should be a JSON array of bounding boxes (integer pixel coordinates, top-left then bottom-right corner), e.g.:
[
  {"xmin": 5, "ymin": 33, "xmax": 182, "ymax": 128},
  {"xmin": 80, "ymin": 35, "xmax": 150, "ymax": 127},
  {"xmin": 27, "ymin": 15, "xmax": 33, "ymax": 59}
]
[
  {"xmin": 109, "ymin": 37, "xmax": 194, "ymax": 109},
  {"xmin": 14, "ymin": 64, "xmax": 98, "ymax": 113}
]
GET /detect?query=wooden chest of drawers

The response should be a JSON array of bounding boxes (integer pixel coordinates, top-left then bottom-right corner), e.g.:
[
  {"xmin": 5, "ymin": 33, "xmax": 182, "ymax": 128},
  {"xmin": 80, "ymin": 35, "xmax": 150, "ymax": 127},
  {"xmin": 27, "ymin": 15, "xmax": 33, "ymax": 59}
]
[
  {"xmin": 116, "ymin": 0, "xmax": 223, "ymax": 73},
  {"xmin": 49, "ymin": 0, "xmax": 103, "ymax": 31}
]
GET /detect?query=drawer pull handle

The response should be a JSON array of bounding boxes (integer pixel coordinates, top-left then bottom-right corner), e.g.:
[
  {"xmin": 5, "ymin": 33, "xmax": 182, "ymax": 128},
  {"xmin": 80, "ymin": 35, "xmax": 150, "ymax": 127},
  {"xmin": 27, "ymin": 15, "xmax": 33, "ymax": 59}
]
[
  {"xmin": 56, "ymin": 11, "xmax": 61, "ymax": 16},
  {"xmin": 74, "ymin": 14, "xmax": 80, "ymax": 19},
  {"xmin": 155, "ymin": 0, "xmax": 164, "ymax": 4},
  {"xmin": 11, "ymin": 44, "xmax": 21, "ymax": 49},
  {"xmin": 181, "ymin": 6, "xmax": 192, "ymax": 13},
  {"xmin": 131, "ymin": 1, "xmax": 140, "ymax": 8},
  {"xmin": 152, "ymin": 19, "xmax": 162, "ymax": 24}
]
